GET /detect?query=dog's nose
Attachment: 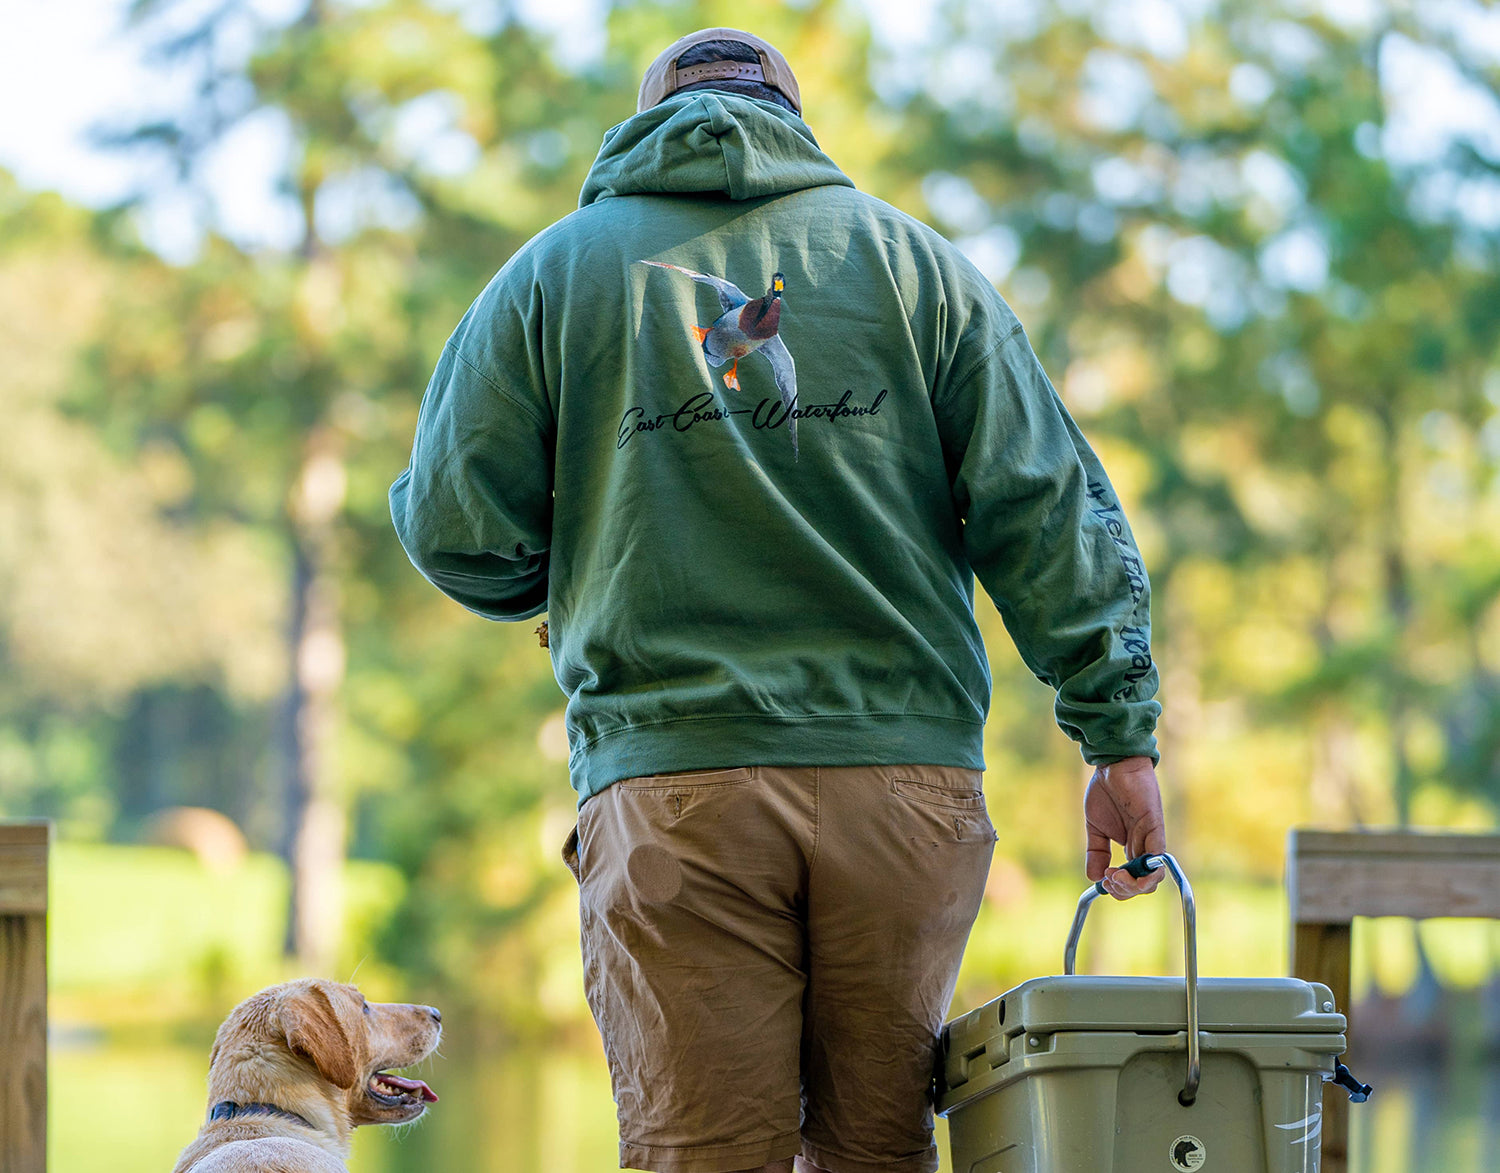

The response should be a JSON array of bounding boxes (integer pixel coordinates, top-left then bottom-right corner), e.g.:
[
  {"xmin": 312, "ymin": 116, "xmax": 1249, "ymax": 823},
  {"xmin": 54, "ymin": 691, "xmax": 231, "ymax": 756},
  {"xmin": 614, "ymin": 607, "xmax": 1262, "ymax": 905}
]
[{"xmin": 427, "ymin": 1006, "xmax": 442, "ymax": 1024}]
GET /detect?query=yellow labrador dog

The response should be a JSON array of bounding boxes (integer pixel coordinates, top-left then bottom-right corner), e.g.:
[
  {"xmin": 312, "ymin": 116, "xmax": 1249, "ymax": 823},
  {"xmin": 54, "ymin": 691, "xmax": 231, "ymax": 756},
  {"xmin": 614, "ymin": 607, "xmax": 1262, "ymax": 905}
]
[{"xmin": 173, "ymin": 979, "xmax": 442, "ymax": 1173}]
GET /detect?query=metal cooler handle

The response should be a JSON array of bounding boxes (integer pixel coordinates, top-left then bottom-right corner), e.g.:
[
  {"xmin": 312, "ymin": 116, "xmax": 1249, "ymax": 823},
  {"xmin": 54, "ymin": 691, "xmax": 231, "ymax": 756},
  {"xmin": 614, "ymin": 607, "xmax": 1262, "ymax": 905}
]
[{"xmin": 1062, "ymin": 852, "xmax": 1201, "ymax": 1106}]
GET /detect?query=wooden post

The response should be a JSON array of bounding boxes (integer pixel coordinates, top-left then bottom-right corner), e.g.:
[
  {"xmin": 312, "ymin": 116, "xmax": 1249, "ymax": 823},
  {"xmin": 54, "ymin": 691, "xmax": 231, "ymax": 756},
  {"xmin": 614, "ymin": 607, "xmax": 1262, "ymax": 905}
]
[
  {"xmin": 0, "ymin": 820, "xmax": 48, "ymax": 1173},
  {"xmin": 1291, "ymin": 920, "xmax": 1352, "ymax": 1172},
  {"xmin": 1288, "ymin": 828, "xmax": 1500, "ymax": 1171}
]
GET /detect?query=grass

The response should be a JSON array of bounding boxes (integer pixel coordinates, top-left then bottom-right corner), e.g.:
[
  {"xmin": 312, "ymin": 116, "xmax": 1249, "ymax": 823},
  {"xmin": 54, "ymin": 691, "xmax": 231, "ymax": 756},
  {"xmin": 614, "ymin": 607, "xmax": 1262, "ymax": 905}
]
[
  {"xmin": 47, "ymin": 842, "xmax": 405, "ymax": 1031},
  {"xmin": 47, "ymin": 842, "xmax": 1500, "ymax": 1032}
]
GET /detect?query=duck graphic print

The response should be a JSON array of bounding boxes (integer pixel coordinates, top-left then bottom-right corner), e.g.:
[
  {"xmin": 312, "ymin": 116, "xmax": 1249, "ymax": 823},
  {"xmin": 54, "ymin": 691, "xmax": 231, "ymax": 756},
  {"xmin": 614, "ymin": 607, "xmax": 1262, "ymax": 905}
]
[{"xmin": 640, "ymin": 260, "xmax": 801, "ymax": 457}]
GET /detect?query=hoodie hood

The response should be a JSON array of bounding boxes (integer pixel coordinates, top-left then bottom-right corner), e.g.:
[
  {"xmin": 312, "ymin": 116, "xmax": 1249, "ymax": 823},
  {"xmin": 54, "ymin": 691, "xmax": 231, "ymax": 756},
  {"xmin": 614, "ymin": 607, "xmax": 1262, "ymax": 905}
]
[{"xmin": 580, "ymin": 92, "xmax": 854, "ymax": 208}]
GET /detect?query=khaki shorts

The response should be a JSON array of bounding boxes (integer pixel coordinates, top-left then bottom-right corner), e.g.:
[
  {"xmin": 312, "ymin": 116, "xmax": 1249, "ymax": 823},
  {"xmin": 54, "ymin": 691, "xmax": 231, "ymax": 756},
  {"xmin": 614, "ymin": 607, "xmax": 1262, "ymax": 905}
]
[{"xmin": 563, "ymin": 764, "xmax": 996, "ymax": 1173}]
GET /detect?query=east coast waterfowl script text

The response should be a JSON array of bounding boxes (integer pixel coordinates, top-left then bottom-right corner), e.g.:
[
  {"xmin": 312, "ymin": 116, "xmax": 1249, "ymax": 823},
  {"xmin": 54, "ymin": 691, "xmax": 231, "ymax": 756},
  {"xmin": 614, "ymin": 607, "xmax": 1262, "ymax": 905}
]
[{"xmin": 617, "ymin": 389, "xmax": 887, "ymax": 449}]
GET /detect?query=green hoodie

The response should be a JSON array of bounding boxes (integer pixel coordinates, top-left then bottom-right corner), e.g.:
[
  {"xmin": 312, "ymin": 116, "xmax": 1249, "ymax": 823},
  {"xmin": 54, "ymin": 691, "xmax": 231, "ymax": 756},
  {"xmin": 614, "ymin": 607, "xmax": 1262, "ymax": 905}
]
[{"xmin": 390, "ymin": 92, "xmax": 1160, "ymax": 802}]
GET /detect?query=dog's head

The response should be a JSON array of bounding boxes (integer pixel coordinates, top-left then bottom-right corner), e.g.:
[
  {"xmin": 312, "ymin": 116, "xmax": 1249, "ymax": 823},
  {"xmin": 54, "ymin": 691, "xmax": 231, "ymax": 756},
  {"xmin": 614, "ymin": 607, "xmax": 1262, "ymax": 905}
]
[{"xmin": 207, "ymin": 979, "xmax": 442, "ymax": 1133}]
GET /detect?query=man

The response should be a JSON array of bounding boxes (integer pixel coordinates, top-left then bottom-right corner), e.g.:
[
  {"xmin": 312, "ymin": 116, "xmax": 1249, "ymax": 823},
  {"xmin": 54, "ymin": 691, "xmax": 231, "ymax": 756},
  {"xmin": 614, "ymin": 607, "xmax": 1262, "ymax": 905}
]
[{"xmin": 391, "ymin": 27, "xmax": 1166, "ymax": 1173}]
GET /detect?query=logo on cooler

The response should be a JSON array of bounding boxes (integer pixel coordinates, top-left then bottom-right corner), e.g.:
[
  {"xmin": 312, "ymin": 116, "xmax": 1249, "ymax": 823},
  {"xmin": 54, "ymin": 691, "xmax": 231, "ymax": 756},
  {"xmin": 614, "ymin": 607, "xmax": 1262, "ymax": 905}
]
[{"xmin": 1169, "ymin": 1134, "xmax": 1206, "ymax": 1171}]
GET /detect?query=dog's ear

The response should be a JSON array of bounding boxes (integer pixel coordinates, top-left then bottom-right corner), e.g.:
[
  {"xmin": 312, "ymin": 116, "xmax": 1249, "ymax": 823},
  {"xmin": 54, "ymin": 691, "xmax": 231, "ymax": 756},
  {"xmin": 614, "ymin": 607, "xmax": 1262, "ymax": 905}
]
[{"xmin": 280, "ymin": 983, "xmax": 360, "ymax": 1090}]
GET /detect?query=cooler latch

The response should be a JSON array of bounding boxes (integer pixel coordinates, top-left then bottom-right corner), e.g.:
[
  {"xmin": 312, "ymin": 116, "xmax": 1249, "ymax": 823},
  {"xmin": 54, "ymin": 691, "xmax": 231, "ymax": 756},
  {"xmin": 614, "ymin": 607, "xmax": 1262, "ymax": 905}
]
[{"xmin": 1333, "ymin": 1062, "xmax": 1373, "ymax": 1102}]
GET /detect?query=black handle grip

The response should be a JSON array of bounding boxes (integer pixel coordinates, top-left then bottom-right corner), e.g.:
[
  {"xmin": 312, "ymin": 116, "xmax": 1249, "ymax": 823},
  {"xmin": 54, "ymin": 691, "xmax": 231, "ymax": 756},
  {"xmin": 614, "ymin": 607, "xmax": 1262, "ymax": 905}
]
[
  {"xmin": 1122, "ymin": 854, "xmax": 1161, "ymax": 878},
  {"xmin": 1091, "ymin": 854, "xmax": 1162, "ymax": 895}
]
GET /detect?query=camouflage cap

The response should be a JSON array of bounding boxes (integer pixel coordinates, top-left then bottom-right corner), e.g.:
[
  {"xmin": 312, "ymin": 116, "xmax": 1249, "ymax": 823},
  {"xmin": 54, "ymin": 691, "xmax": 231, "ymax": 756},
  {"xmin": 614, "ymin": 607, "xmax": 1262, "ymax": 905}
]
[{"xmin": 637, "ymin": 27, "xmax": 802, "ymax": 116}]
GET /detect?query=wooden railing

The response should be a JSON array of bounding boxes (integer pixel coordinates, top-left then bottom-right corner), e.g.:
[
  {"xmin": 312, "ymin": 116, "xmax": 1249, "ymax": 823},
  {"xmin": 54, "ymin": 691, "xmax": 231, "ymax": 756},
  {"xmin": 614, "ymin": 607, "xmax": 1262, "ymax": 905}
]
[
  {"xmin": 0, "ymin": 820, "xmax": 48, "ymax": 1173},
  {"xmin": 1288, "ymin": 827, "xmax": 1500, "ymax": 1171}
]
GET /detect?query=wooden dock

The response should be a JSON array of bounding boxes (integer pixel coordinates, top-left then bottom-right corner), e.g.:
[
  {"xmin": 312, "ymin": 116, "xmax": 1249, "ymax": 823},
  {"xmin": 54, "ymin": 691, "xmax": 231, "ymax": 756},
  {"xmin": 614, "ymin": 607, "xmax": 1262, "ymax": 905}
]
[
  {"xmin": 1, "ymin": 820, "xmax": 48, "ymax": 1173},
  {"xmin": 1288, "ymin": 827, "xmax": 1500, "ymax": 1171}
]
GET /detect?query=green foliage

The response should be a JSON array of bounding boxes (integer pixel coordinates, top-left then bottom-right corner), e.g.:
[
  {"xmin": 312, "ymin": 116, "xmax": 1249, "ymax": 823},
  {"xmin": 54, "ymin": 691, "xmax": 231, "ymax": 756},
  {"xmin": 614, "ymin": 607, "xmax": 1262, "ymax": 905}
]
[
  {"xmin": 6, "ymin": 0, "xmax": 1500, "ymax": 1015},
  {"xmin": 48, "ymin": 843, "xmax": 405, "ymax": 1015},
  {"xmin": 882, "ymin": 0, "xmax": 1500, "ymax": 863}
]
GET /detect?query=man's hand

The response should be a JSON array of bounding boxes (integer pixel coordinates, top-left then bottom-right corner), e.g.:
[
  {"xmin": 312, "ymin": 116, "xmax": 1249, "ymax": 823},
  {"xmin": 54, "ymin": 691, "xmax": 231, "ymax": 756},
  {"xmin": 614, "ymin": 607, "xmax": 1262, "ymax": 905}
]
[{"xmin": 1084, "ymin": 756, "xmax": 1167, "ymax": 900}]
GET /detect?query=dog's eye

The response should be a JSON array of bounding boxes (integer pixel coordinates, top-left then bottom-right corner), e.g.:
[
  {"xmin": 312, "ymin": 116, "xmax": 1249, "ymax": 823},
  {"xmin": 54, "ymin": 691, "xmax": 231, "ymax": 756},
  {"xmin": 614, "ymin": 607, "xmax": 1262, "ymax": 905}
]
[{"xmin": 362, "ymin": 1000, "xmax": 371, "ymax": 1015}]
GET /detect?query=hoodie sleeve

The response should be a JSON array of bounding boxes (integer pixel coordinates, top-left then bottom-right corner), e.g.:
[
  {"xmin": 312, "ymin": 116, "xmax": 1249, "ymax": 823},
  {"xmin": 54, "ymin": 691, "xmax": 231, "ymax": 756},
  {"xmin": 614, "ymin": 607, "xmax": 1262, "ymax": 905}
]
[
  {"xmin": 389, "ymin": 289, "xmax": 554, "ymax": 622},
  {"xmin": 934, "ymin": 308, "xmax": 1161, "ymax": 766}
]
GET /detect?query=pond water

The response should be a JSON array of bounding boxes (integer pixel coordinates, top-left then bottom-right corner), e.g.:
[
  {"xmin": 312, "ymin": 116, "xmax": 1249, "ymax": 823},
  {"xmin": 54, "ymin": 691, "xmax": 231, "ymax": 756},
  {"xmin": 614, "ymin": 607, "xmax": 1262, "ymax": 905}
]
[
  {"xmin": 50, "ymin": 1032, "xmax": 621, "ymax": 1173},
  {"xmin": 1347, "ymin": 1054, "xmax": 1500, "ymax": 1172},
  {"xmin": 49, "ymin": 1032, "xmax": 1498, "ymax": 1172}
]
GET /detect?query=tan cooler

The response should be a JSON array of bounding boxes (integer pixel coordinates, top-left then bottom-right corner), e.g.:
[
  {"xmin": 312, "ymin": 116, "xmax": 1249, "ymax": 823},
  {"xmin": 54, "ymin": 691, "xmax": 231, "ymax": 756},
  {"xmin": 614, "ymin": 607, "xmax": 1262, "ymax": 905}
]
[{"xmin": 937, "ymin": 855, "xmax": 1370, "ymax": 1173}]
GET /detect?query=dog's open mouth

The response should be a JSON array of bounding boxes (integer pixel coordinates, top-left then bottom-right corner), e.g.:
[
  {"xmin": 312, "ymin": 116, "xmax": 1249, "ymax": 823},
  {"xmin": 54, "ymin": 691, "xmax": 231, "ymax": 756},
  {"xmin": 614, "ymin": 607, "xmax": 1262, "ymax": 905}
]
[{"xmin": 368, "ymin": 1072, "xmax": 439, "ymax": 1105}]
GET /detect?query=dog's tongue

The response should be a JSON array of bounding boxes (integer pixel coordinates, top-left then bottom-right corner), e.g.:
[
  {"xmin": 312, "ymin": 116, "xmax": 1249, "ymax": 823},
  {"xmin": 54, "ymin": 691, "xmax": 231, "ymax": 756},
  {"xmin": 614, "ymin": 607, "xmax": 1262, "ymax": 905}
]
[{"xmin": 381, "ymin": 1073, "xmax": 438, "ymax": 1102}]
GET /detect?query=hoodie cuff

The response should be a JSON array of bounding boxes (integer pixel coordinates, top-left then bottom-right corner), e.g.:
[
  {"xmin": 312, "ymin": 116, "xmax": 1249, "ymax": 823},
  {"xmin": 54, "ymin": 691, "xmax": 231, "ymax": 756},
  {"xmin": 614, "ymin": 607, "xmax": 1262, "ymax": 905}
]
[{"xmin": 1079, "ymin": 737, "xmax": 1160, "ymax": 768}]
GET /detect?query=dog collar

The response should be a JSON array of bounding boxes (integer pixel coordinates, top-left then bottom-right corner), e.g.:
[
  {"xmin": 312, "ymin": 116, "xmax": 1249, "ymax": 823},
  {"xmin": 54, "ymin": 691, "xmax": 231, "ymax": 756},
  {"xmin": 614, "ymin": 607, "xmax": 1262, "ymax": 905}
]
[{"xmin": 209, "ymin": 1100, "xmax": 315, "ymax": 1130}]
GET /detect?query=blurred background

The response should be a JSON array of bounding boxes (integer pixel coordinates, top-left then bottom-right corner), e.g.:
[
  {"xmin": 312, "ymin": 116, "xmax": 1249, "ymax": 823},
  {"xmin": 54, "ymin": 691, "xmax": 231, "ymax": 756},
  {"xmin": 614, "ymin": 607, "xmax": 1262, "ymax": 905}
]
[{"xmin": 4, "ymin": 0, "xmax": 1500, "ymax": 1168}]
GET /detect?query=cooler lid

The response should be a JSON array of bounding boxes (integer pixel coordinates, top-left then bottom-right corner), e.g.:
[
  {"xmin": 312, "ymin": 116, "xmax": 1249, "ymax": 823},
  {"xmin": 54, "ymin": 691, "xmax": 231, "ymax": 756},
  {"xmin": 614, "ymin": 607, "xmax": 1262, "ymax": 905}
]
[
  {"xmin": 938, "ymin": 975, "xmax": 1345, "ymax": 1108},
  {"xmin": 987, "ymin": 975, "xmax": 1345, "ymax": 1036}
]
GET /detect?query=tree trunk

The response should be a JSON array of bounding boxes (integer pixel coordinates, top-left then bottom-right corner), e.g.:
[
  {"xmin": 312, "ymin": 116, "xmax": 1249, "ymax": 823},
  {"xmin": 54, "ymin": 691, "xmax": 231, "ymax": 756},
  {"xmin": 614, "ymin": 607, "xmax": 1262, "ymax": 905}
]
[
  {"xmin": 1374, "ymin": 395, "xmax": 1414, "ymax": 825},
  {"xmin": 278, "ymin": 429, "xmax": 346, "ymax": 972}
]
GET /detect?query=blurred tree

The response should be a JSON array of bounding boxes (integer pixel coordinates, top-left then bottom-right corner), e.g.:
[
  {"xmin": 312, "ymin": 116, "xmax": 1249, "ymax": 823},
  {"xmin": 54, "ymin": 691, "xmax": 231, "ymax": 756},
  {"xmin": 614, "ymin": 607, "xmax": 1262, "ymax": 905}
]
[
  {"xmin": 83, "ymin": 0, "xmax": 624, "ymax": 972},
  {"xmin": 878, "ymin": 0, "xmax": 1500, "ymax": 877},
  {"xmin": 0, "ymin": 178, "xmax": 283, "ymax": 837}
]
